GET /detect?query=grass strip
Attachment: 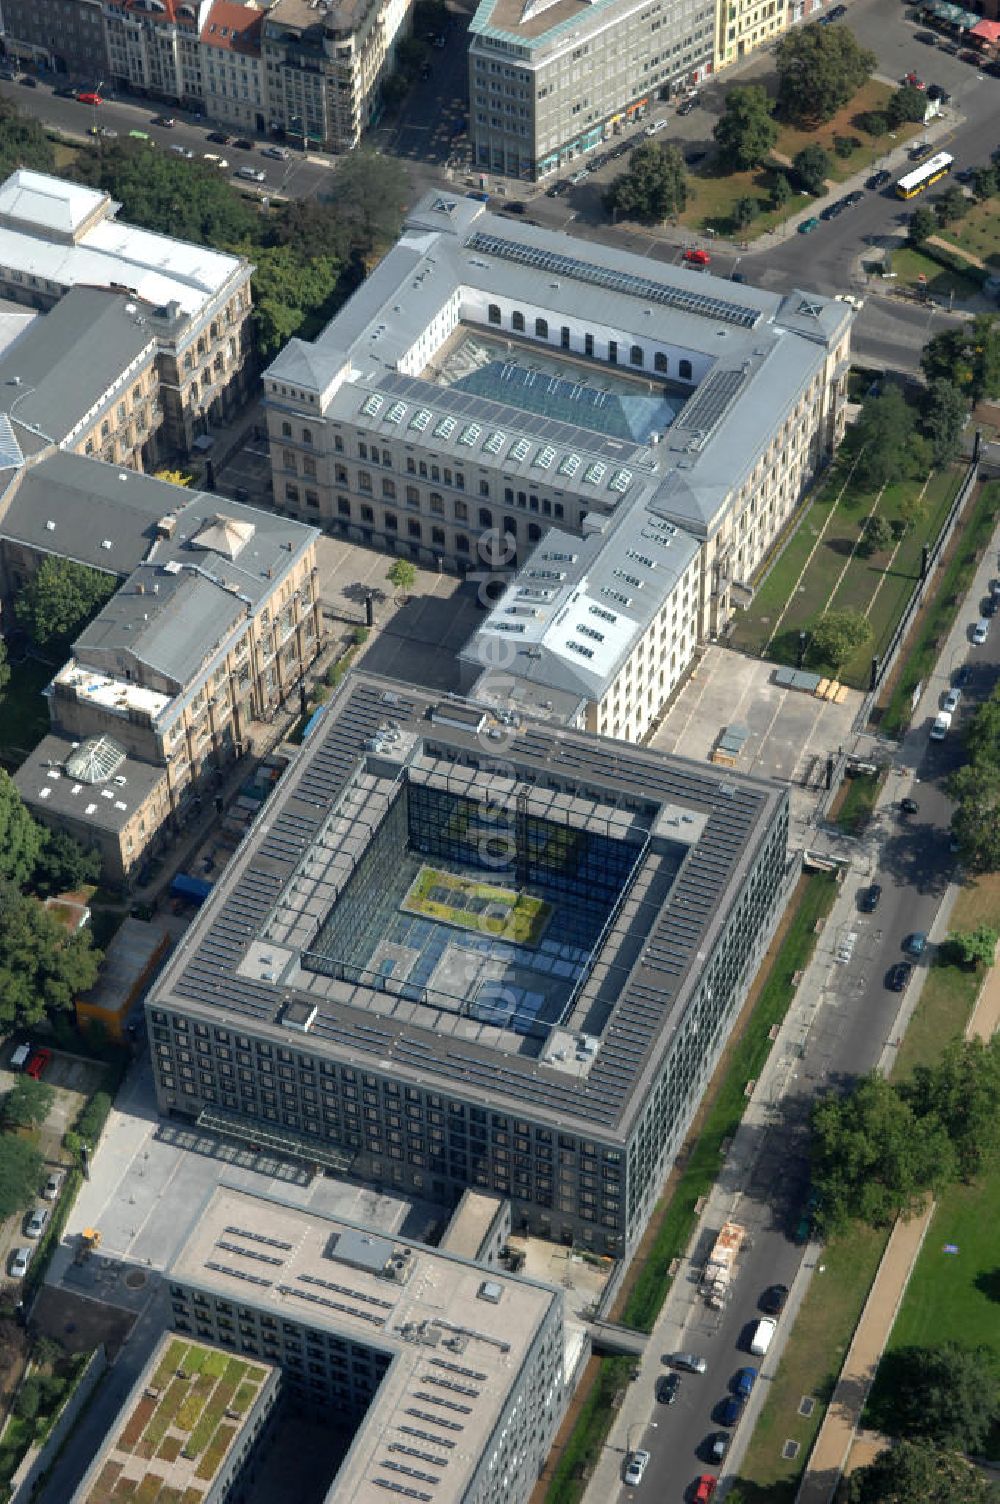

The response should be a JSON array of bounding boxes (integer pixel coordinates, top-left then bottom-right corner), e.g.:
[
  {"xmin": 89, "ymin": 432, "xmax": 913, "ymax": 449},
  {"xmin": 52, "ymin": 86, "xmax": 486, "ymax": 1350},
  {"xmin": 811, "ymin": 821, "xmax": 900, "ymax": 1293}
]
[
  {"xmin": 543, "ymin": 1356, "xmax": 632, "ymax": 1504},
  {"xmin": 830, "ymin": 771, "xmax": 884, "ymax": 836},
  {"xmin": 880, "ymin": 479, "xmax": 1000, "ymax": 737},
  {"xmin": 620, "ymin": 872, "xmax": 838, "ymax": 1332}
]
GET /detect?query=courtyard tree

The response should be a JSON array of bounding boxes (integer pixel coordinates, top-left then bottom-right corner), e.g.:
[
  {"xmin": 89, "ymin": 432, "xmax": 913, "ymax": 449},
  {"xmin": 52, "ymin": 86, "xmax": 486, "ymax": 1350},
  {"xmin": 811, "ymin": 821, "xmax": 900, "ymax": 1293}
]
[
  {"xmin": 3, "ymin": 1076, "xmax": 54, "ymax": 1130},
  {"xmin": 712, "ymin": 85, "xmax": 778, "ymax": 171},
  {"xmin": 0, "ymin": 878, "xmax": 101, "ymax": 1030},
  {"xmin": 901, "ymin": 1036, "xmax": 1000, "ymax": 1182},
  {"xmin": 971, "ymin": 165, "xmax": 998, "ymax": 200},
  {"xmin": 921, "ymin": 378, "xmax": 968, "ymax": 467},
  {"xmin": 0, "ymin": 770, "xmax": 43, "ymax": 888},
  {"xmin": 853, "ymin": 385, "xmax": 919, "ymax": 488},
  {"xmin": 865, "ymin": 1344, "xmax": 999, "ymax": 1452},
  {"xmin": 323, "ymin": 150, "xmax": 410, "ymax": 257},
  {"xmin": 0, "ymin": 1135, "xmax": 44, "ymax": 1220},
  {"xmin": 0, "ymin": 96, "xmax": 55, "ymax": 179},
  {"xmin": 810, "ymin": 1072, "xmax": 956, "ymax": 1230},
  {"xmin": 16, "ymin": 557, "xmax": 118, "ymax": 649},
  {"xmin": 807, "ymin": 608, "xmax": 871, "ymax": 673},
  {"xmin": 31, "ymin": 828, "xmax": 102, "ymax": 899},
  {"xmin": 775, "ymin": 24, "xmax": 877, "ymax": 124},
  {"xmin": 72, "ymin": 139, "xmax": 258, "ymax": 247},
  {"xmin": 846, "ymin": 1439, "xmax": 999, "ymax": 1504},
  {"xmin": 248, "ymin": 243, "xmax": 343, "ymax": 362},
  {"xmin": 921, "ymin": 315, "xmax": 1000, "ymax": 403},
  {"xmin": 792, "ymin": 143, "xmax": 832, "ymax": 197},
  {"xmin": 605, "ymin": 143, "xmax": 689, "ymax": 223},
  {"xmin": 386, "ymin": 559, "xmax": 418, "ymax": 600}
]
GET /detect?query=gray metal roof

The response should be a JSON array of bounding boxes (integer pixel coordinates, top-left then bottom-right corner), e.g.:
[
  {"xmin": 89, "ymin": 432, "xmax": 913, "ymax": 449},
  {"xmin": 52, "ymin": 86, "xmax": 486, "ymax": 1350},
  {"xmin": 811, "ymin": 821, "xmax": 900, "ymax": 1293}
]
[
  {"xmin": 0, "ymin": 287, "xmax": 156, "ymax": 446},
  {"xmin": 149, "ymin": 672, "xmax": 786, "ymax": 1142}
]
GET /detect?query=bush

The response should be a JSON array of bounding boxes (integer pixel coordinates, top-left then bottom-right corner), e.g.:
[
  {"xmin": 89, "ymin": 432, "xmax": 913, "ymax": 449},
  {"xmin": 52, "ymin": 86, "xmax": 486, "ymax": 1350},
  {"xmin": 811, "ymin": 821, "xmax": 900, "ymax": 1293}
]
[
  {"xmin": 834, "ymin": 134, "xmax": 861, "ymax": 158},
  {"xmin": 351, "ymin": 625, "xmax": 369, "ymax": 646},
  {"xmin": 857, "ymin": 110, "xmax": 889, "ymax": 136},
  {"xmin": 75, "ymin": 1091, "xmax": 112, "ymax": 1146},
  {"xmin": 13, "ymin": 1379, "xmax": 41, "ymax": 1422}
]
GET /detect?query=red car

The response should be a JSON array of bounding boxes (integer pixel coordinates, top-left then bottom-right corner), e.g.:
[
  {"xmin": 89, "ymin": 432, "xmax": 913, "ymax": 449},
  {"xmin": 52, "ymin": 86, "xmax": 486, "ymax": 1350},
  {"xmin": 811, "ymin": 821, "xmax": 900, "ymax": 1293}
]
[
  {"xmin": 694, "ymin": 1478, "xmax": 718, "ymax": 1503},
  {"xmin": 683, "ymin": 248, "xmax": 711, "ymax": 266},
  {"xmin": 26, "ymin": 1048, "xmax": 51, "ymax": 1079},
  {"xmin": 78, "ymin": 92, "xmax": 103, "ymax": 105}
]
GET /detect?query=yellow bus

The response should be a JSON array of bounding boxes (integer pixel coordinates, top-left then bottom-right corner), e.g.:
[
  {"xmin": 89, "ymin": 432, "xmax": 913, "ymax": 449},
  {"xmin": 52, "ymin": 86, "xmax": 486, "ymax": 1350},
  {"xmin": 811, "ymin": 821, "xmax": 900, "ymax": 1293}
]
[{"xmin": 896, "ymin": 151, "xmax": 954, "ymax": 199}]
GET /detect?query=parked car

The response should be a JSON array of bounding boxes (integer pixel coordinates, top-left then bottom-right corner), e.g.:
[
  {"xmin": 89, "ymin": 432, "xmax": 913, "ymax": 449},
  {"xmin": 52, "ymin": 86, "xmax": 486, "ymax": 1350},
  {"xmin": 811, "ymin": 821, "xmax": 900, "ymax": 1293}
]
[
  {"xmin": 42, "ymin": 1168, "xmax": 66, "ymax": 1201},
  {"xmin": 624, "ymin": 1449, "xmax": 650, "ymax": 1486},
  {"xmin": 972, "ymin": 617, "xmax": 990, "ymax": 645},
  {"xmin": 867, "ymin": 169, "xmax": 892, "ymax": 189},
  {"xmin": 707, "ymin": 1431, "xmax": 729, "ymax": 1463},
  {"xmin": 262, "ymin": 145, "xmax": 290, "ymax": 159},
  {"xmin": 129, "ymin": 129, "xmax": 150, "ymax": 141},
  {"xmin": 152, "ymin": 114, "xmax": 175, "ymax": 126},
  {"xmin": 677, "ymin": 96, "xmax": 697, "ymax": 116},
  {"xmin": 26, "ymin": 1205, "xmax": 49, "ymax": 1239},
  {"xmin": 656, "ymin": 1372, "xmax": 681, "ymax": 1404},
  {"xmin": 545, "ymin": 179, "xmax": 569, "ymax": 197},
  {"xmin": 169, "ymin": 144, "xmax": 194, "ymax": 158},
  {"xmin": 859, "ymin": 883, "xmax": 882, "ymax": 913},
  {"xmin": 760, "ymin": 1284, "xmax": 789, "ymax": 1315},
  {"xmin": 670, "ymin": 1352, "xmax": 707, "ymax": 1373},
  {"xmin": 9, "ymin": 1246, "xmax": 32, "ymax": 1279},
  {"xmin": 77, "ymin": 91, "xmax": 103, "ymax": 105},
  {"xmin": 930, "ymin": 710, "xmax": 952, "ymax": 741},
  {"xmin": 843, "ymin": 190, "xmax": 864, "ymax": 206},
  {"xmin": 233, "ymin": 137, "xmax": 253, "ymax": 150},
  {"xmin": 684, "ymin": 248, "xmax": 711, "ymax": 266},
  {"xmin": 53, "ymin": 86, "xmax": 78, "ymax": 98},
  {"xmin": 718, "ymin": 1395, "xmax": 743, "ymax": 1427},
  {"xmin": 798, "ymin": 216, "xmax": 820, "ymax": 234},
  {"xmin": 900, "ymin": 797, "xmax": 919, "ymax": 815},
  {"xmin": 909, "ymin": 141, "xmax": 933, "ymax": 162},
  {"xmin": 26, "ymin": 1047, "xmax": 51, "ymax": 1079},
  {"xmin": 645, "ymin": 118, "xmax": 668, "ymax": 135},
  {"xmin": 903, "ymin": 931, "xmax": 927, "ymax": 956},
  {"xmin": 206, "ymin": 131, "xmax": 232, "ymax": 145},
  {"xmin": 235, "ymin": 166, "xmax": 266, "ymax": 182},
  {"xmin": 915, "ymin": 28, "xmax": 938, "ymax": 43},
  {"xmin": 887, "ymin": 960, "xmax": 913, "ymax": 992},
  {"xmin": 734, "ymin": 1366, "xmax": 758, "ymax": 1398},
  {"xmin": 694, "ymin": 1477, "xmax": 718, "ymax": 1503},
  {"xmin": 943, "ymin": 687, "xmax": 962, "ymax": 715},
  {"xmin": 203, "ymin": 153, "xmax": 228, "ymax": 168},
  {"xmin": 19, "ymin": 75, "xmax": 38, "ymax": 88}
]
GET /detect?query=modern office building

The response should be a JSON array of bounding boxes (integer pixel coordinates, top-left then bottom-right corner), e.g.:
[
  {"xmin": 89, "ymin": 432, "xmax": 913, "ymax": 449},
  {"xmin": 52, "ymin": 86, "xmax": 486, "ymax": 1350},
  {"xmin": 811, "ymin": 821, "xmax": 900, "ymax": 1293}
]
[
  {"xmin": 70, "ymin": 1330, "xmax": 281, "ymax": 1504},
  {"xmin": 261, "ymin": 0, "xmax": 412, "ymax": 152},
  {"xmin": 265, "ymin": 193, "xmax": 851, "ymax": 716},
  {"xmin": 467, "ymin": 0, "xmax": 715, "ymax": 182},
  {"xmin": 6, "ymin": 465, "xmax": 320, "ymax": 881},
  {"xmin": 146, "ymin": 671, "xmax": 789, "ymax": 1257},
  {"xmin": 0, "ymin": 169, "xmax": 255, "ymax": 455},
  {"xmin": 165, "ymin": 1184, "xmax": 566, "ymax": 1504}
]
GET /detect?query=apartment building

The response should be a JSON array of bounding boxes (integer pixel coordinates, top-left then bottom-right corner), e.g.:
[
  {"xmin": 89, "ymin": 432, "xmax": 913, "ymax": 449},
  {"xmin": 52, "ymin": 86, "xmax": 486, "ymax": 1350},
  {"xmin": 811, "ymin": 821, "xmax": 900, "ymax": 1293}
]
[
  {"xmin": 261, "ymin": 0, "xmax": 412, "ymax": 152},
  {"xmin": 468, "ymin": 0, "xmax": 716, "ymax": 182},
  {"xmin": 145, "ymin": 672, "xmax": 790, "ymax": 1256},
  {"xmin": 0, "ymin": 285, "xmax": 162, "ymax": 470},
  {"xmin": 165, "ymin": 1185, "xmax": 565, "ymax": 1504},
  {"xmin": 265, "ymin": 193, "xmax": 851, "ymax": 704},
  {"xmin": 200, "ymin": 0, "xmax": 267, "ymax": 134},
  {"xmin": 715, "ymin": 0, "xmax": 802, "ymax": 72},
  {"xmin": 8, "ymin": 461, "xmax": 320, "ymax": 881},
  {"xmin": 0, "ymin": 169, "xmax": 255, "ymax": 456},
  {"xmin": 103, "ymin": 0, "xmax": 208, "ymax": 106},
  {"xmin": 0, "ymin": 0, "xmax": 107, "ymax": 82}
]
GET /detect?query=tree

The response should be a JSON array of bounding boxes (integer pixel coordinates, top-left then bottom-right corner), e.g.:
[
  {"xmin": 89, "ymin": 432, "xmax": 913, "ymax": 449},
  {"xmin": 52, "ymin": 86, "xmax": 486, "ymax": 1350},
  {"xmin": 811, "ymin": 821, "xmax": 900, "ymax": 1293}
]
[
  {"xmin": 908, "ymin": 204, "xmax": 936, "ymax": 247},
  {"xmin": 887, "ymin": 84, "xmax": 930, "ymax": 126},
  {"xmin": 921, "ymin": 378, "xmax": 968, "ymax": 467},
  {"xmin": 921, "ymin": 316, "xmax": 1000, "ymax": 403},
  {"xmin": 247, "ymin": 242, "xmax": 342, "ymax": 361},
  {"xmin": 950, "ymin": 761, "xmax": 1000, "ymax": 872},
  {"xmin": 866, "ymin": 1344, "xmax": 999, "ymax": 1451},
  {"xmin": 971, "ymin": 165, "xmax": 998, "ymax": 200},
  {"xmin": 846, "ymin": 1439, "xmax": 998, "ymax": 1504},
  {"xmin": 13, "ymin": 1377, "xmax": 41, "ymax": 1422},
  {"xmin": 935, "ymin": 184, "xmax": 969, "ymax": 227},
  {"xmin": 386, "ymin": 559, "xmax": 418, "ymax": 600},
  {"xmin": 857, "ymin": 110, "xmax": 889, "ymax": 137},
  {"xmin": 901, "ymin": 1037, "xmax": 1000, "ymax": 1182},
  {"xmin": 3, "ymin": 1076, "xmax": 55, "ymax": 1130},
  {"xmin": 771, "ymin": 171, "xmax": 793, "ymax": 210},
  {"xmin": 962, "ymin": 687, "xmax": 1000, "ymax": 770},
  {"xmin": 0, "ymin": 97, "xmax": 55, "ymax": 179},
  {"xmin": 860, "ymin": 513, "xmax": 893, "ymax": 554},
  {"xmin": 941, "ymin": 926, "xmax": 1000, "ymax": 969},
  {"xmin": 0, "ymin": 1135, "xmax": 44, "ymax": 1219},
  {"xmin": 32, "ymin": 829, "xmax": 102, "ymax": 899},
  {"xmin": 71, "ymin": 140, "xmax": 258, "ymax": 248},
  {"xmin": 712, "ymin": 85, "xmax": 778, "ymax": 171},
  {"xmin": 810, "ymin": 1072, "xmax": 956, "ymax": 1230},
  {"xmin": 775, "ymin": 24, "xmax": 877, "ymax": 124},
  {"xmin": 0, "ymin": 879, "xmax": 101, "ymax": 1031},
  {"xmin": 605, "ymin": 143, "xmax": 689, "ymax": 223},
  {"xmin": 853, "ymin": 386, "xmax": 918, "ymax": 488},
  {"xmin": 16, "ymin": 557, "xmax": 118, "ymax": 648},
  {"xmin": 733, "ymin": 195, "xmax": 758, "ymax": 231},
  {"xmin": 380, "ymin": 73, "xmax": 409, "ymax": 111},
  {"xmin": 807, "ymin": 609, "xmax": 872, "ymax": 672},
  {"xmin": 322, "ymin": 151, "xmax": 410, "ymax": 257},
  {"xmin": 0, "ymin": 770, "xmax": 43, "ymax": 888},
  {"xmin": 792, "ymin": 143, "xmax": 832, "ymax": 197}
]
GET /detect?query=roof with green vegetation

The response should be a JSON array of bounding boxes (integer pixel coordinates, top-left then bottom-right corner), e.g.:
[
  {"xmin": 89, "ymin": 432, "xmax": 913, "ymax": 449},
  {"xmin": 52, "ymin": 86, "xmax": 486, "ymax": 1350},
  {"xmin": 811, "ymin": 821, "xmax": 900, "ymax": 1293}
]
[{"xmin": 78, "ymin": 1335, "xmax": 274, "ymax": 1504}]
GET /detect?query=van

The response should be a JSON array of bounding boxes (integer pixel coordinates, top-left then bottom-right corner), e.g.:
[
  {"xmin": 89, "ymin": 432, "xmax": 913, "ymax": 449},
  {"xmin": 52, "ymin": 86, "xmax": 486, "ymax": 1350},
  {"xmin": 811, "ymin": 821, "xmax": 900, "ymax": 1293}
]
[
  {"xmin": 748, "ymin": 1318, "xmax": 776, "ymax": 1356},
  {"xmin": 10, "ymin": 1043, "xmax": 30, "ymax": 1071}
]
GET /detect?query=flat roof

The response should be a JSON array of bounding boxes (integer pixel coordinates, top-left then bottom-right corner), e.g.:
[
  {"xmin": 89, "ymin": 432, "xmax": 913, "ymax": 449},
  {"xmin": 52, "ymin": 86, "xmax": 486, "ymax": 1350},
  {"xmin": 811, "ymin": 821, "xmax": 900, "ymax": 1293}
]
[
  {"xmin": 72, "ymin": 1331, "xmax": 274, "ymax": 1504},
  {"xmin": 439, "ymin": 1192, "xmax": 506, "ymax": 1262},
  {"xmin": 15, "ymin": 733, "xmax": 165, "ymax": 835},
  {"xmin": 170, "ymin": 1185, "xmax": 560, "ymax": 1504},
  {"xmin": 149, "ymin": 673, "xmax": 786, "ymax": 1140}
]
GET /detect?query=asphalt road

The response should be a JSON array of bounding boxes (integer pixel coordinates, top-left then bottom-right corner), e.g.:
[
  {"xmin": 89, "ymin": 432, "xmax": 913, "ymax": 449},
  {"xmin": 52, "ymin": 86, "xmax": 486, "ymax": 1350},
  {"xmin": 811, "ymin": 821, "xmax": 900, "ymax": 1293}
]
[{"xmin": 620, "ymin": 596, "xmax": 1000, "ymax": 1502}]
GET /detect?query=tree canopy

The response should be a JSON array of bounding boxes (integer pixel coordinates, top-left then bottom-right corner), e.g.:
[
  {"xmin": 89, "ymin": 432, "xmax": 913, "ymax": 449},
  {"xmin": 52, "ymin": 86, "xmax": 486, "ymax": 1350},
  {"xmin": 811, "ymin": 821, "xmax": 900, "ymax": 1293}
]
[
  {"xmin": 792, "ymin": 143, "xmax": 832, "ymax": 197},
  {"xmin": 0, "ymin": 769, "xmax": 43, "ymax": 888},
  {"xmin": 921, "ymin": 315, "xmax": 1000, "ymax": 403},
  {"xmin": 0, "ymin": 878, "xmax": 101, "ymax": 1031},
  {"xmin": 604, "ymin": 143, "xmax": 689, "ymax": 223},
  {"xmin": 32, "ymin": 829, "xmax": 102, "ymax": 899},
  {"xmin": 16, "ymin": 557, "xmax": 118, "ymax": 649},
  {"xmin": 71, "ymin": 141, "xmax": 259, "ymax": 247},
  {"xmin": 0, "ymin": 1134, "xmax": 44, "ymax": 1220},
  {"xmin": 866, "ymin": 1344, "xmax": 999, "ymax": 1452},
  {"xmin": 950, "ymin": 687, "xmax": 1000, "ymax": 871},
  {"xmin": 0, "ymin": 97, "xmax": 55, "ymax": 179},
  {"xmin": 322, "ymin": 152, "xmax": 411, "ymax": 257},
  {"xmin": 807, "ymin": 609, "xmax": 871, "ymax": 672},
  {"xmin": 900, "ymin": 1037, "xmax": 1000, "ymax": 1183},
  {"xmin": 247, "ymin": 242, "xmax": 343, "ymax": 361},
  {"xmin": 775, "ymin": 24, "xmax": 877, "ymax": 123},
  {"xmin": 888, "ymin": 84, "xmax": 930, "ymax": 126},
  {"xmin": 908, "ymin": 204, "xmax": 936, "ymax": 247},
  {"xmin": 853, "ymin": 386, "xmax": 923, "ymax": 488},
  {"xmin": 3, "ymin": 1075, "xmax": 54, "ymax": 1130},
  {"xmin": 713, "ymin": 85, "xmax": 778, "ymax": 171},
  {"xmin": 846, "ymin": 1439, "xmax": 1000, "ymax": 1504},
  {"xmin": 921, "ymin": 378, "xmax": 968, "ymax": 467}
]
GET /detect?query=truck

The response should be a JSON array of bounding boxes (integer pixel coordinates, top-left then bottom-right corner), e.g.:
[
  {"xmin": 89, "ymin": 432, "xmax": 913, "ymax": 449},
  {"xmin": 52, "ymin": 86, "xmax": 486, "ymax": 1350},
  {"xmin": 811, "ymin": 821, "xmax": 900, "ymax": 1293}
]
[{"xmin": 701, "ymin": 1220, "xmax": 748, "ymax": 1309}]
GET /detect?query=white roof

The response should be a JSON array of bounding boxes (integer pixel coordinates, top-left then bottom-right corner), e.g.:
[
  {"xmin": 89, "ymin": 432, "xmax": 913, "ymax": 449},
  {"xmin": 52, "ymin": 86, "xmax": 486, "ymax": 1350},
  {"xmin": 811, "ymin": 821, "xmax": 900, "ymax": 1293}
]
[
  {"xmin": 0, "ymin": 171, "xmax": 242, "ymax": 316},
  {"xmin": 0, "ymin": 169, "xmax": 106, "ymax": 236}
]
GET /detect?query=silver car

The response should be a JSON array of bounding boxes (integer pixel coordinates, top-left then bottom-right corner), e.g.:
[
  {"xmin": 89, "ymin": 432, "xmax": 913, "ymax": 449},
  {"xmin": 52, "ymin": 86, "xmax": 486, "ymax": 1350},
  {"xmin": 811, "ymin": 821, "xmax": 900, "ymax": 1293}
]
[
  {"xmin": 26, "ymin": 1205, "xmax": 49, "ymax": 1239},
  {"xmin": 669, "ymin": 1351, "xmax": 707, "ymax": 1374},
  {"xmin": 9, "ymin": 1246, "xmax": 32, "ymax": 1277}
]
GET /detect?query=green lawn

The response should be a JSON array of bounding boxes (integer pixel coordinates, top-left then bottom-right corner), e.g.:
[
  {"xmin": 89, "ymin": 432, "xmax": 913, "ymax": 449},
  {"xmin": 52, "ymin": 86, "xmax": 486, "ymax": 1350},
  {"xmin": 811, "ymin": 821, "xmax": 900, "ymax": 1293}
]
[
  {"xmin": 0, "ymin": 653, "xmax": 56, "ymax": 764},
  {"xmin": 830, "ymin": 770, "xmax": 884, "ymax": 835},
  {"xmin": 889, "ymin": 955, "xmax": 981, "ymax": 1083},
  {"xmin": 404, "ymin": 865, "xmax": 552, "ymax": 947},
  {"xmin": 728, "ymin": 456, "xmax": 963, "ymax": 689},
  {"xmin": 888, "ymin": 245, "xmax": 983, "ymax": 303},
  {"xmin": 937, "ymin": 192, "xmax": 1000, "ymax": 273}
]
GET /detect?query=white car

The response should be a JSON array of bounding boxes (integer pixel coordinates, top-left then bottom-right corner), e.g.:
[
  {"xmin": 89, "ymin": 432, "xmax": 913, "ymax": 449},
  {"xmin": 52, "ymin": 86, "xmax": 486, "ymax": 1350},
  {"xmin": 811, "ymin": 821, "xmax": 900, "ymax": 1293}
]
[
  {"xmin": 42, "ymin": 1168, "xmax": 66, "ymax": 1201},
  {"xmin": 645, "ymin": 119, "xmax": 668, "ymax": 136},
  {"xmin": 170, "ymin": 144, "xmax": 194, "ymax": 159},
  {"xmin": 202, "ymin": 152, "xmax": 229, "ymax": 168},
  {"xmin": 236, "ymin": 166, "xmax": 266, "ymax": 183},
  {"xmin": 9, "ymin": 1246, "xmax": 32, "ymax": 1279},
  {"xmin": 930, "ymin": 710, "xmax": 952, "ymax": 741},
  {"xmin": 972, "ymin": 618, "xmax": 990, "ymax": 645},
  {"xmin": 942, "ymin": 687, "xmax": 961, "ymax": 714},
  {"xmin": 262, "ymin": 146, "xmax": 290, "ymax": 160},
  {"xmin": 624, "ymin": 1449, "xmax": 651, "ymax": 1486}
]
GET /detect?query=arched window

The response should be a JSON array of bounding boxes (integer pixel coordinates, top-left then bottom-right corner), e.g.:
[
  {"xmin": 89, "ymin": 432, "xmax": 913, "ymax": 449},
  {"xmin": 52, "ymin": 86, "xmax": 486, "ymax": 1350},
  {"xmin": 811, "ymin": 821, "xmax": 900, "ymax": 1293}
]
[
  {"xmin": 630, "ymin": 345, "xmax": 643, "ymax": 367},
  {"xmin": 679, "ymin": 358, "xmax": 693, "ymax": 381},
  {"xmin": 535, "ymin": 317, "xmax": 548, "ymax": 338},
  {"xmin": 654, "ymin": 352, "xmax": 668, "ymax": 374},
  {"xmin": 512, "ymin": 310, "xmax": 525, "ymax": 332},
  {"xmin": 488, "ymin": 304, "xmax": 501, "ymax": 325}
]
